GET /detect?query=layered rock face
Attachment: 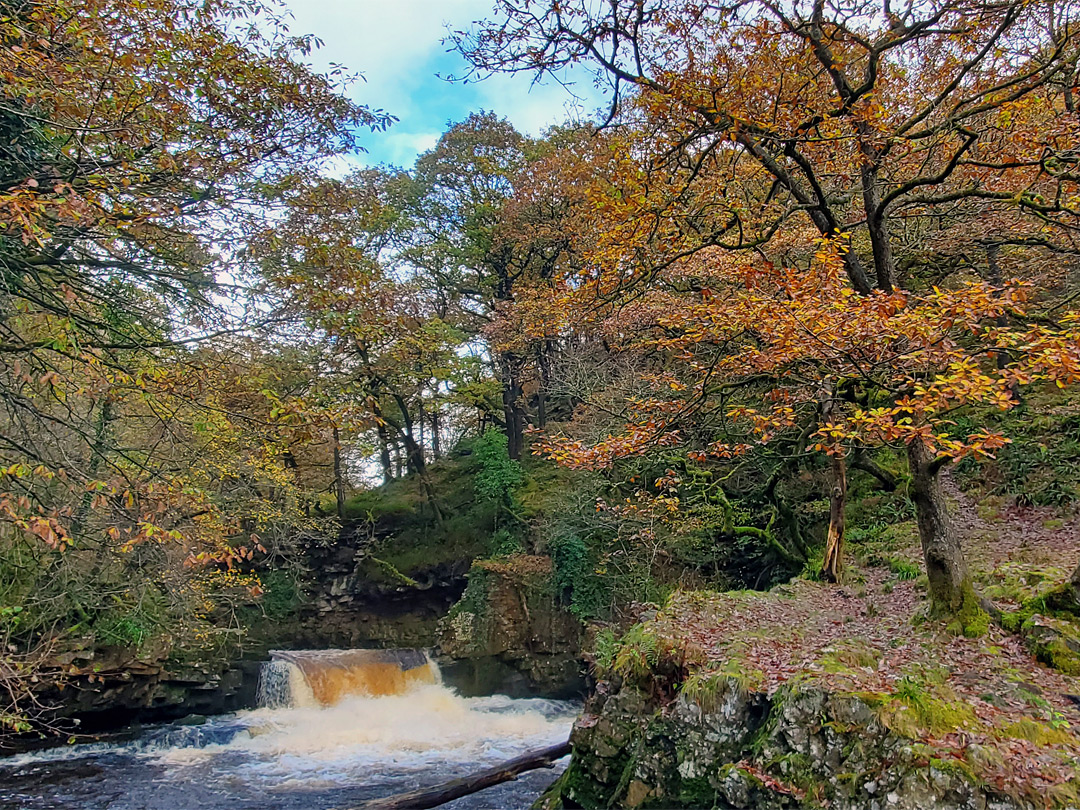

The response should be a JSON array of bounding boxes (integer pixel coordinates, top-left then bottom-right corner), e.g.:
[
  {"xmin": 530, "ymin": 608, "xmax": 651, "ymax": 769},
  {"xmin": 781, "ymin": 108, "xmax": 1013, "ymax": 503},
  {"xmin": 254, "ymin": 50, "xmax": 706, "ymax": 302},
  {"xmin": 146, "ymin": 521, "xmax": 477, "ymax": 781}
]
[
  {"xmin": 22, "ymin": 655, "xmax": 261, "ymax": 737},
  {"xmin": 541, "ymin": 678, "xmax": 1040, "ymax": 810},
  {"xmin": 438, "ymin": 556, "xmax": 585, "ymax": 697}
]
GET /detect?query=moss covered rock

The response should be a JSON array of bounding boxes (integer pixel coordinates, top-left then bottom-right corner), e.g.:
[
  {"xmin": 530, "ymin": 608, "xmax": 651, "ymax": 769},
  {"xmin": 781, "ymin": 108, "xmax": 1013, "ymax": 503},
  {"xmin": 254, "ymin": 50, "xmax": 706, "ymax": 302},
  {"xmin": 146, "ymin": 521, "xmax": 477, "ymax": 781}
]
[
  {"xmin": 1022, "ymin": 614, "xmax": 1080, "ymax": 675},
  {"xmin": 438, "ymin": 555, "xmax": 584, "ymax": 695},
  {"xmin": 545, "ymin": 674, "xmax": 1067, "ymax": 810}
]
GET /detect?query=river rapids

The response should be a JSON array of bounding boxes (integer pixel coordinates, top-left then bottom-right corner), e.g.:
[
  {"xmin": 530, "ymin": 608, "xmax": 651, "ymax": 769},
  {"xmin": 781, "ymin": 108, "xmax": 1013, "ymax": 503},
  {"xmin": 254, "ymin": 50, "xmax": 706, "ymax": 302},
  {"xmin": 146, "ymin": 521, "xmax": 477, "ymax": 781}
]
[{"xmin": 0, "ymin": 649, "xmax": 579, "ymax": 809}]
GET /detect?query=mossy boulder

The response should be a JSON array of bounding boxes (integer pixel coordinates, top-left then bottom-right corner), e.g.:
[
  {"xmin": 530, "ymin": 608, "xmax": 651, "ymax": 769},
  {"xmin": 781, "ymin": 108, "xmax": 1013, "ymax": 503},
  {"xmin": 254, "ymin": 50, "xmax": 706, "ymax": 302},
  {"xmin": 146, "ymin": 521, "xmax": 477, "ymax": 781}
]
[
  {"xmin": 1021, "ymin": 614, "xmax": 1080, "ymax": 675},
  {"xmin": 438, "ymin": 555, "xmax": 584, "ymax": 695},
  {"xmin": 546, "ymin": 677, "xmax": 1055, "ymax": 810}
]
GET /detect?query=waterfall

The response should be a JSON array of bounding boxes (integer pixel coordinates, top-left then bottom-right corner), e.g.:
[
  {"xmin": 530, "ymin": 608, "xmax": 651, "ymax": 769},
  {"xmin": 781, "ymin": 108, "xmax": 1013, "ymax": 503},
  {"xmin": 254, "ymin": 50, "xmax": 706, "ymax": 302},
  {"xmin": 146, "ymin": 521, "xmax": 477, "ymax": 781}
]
[
  {"xmin": 257, "ymin": 649, "xmax": 440, "ymax": 708},
  {"xmin": 4, "ymin": 647, "xmax": 580, "ymax": 809}
]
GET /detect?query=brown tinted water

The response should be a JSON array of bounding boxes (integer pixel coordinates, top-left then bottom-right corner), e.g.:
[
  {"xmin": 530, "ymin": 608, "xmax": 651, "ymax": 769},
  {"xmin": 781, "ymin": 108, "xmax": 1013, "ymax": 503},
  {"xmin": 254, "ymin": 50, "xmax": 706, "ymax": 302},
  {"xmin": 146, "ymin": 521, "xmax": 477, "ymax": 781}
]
[{"xmin": 0, "ymin": 650, "xmax": 579, "ymax": 810}]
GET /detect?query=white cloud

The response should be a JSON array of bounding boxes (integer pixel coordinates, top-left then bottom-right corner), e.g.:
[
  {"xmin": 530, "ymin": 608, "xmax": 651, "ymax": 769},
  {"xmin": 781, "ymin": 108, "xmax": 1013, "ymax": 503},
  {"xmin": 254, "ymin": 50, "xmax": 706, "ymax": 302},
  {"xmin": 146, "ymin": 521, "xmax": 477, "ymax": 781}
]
[
  {"xmin": 279, "ymin": 0, "xmax": 604, "ymax": 165},
  {"xmin": 281, "ymin": 0, "xmax": 491, "ymax": 115}
]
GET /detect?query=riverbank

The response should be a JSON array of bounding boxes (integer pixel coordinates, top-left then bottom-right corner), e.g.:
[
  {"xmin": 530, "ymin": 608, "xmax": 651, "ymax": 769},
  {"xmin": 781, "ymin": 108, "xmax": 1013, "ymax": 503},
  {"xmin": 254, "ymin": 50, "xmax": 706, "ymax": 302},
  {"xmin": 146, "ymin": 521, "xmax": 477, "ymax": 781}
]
[{"xmin": 540, "ymin": 488, "xmax": 1080, "ymax": 809}]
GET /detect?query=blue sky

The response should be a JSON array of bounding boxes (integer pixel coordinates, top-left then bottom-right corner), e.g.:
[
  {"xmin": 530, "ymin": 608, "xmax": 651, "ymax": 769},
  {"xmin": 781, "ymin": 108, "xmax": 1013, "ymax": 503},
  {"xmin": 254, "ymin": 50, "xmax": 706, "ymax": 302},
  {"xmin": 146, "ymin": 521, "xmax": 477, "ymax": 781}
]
[{"xmin": 280, "ymin": 0, "xmax": 605, "ymax": 169}]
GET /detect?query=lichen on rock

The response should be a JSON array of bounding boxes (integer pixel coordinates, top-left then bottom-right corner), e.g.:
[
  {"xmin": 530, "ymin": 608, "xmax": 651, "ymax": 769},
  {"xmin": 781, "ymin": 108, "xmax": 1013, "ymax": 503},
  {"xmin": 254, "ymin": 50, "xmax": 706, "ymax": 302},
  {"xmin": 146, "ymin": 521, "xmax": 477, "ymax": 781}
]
[{"xmin": 542, "ymin": 585, "xmax": 1080, "ymax": 809}]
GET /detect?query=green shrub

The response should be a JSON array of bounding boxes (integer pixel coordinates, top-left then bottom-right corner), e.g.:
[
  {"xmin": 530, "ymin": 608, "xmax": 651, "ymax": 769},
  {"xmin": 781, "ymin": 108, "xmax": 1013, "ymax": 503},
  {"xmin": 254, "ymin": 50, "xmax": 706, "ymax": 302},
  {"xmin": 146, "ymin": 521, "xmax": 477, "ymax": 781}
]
[
  {"xmin": 489, "ymin": 529, "xmax": 525, "ymax": 557},
  {"xmin": 550, "ymin": 532, "xmax": 611, "ymax": 619},
  {"xmin": 257, "ymin": 570, "xmax": 303, "ymax": 620},
  {"xmin": 474, "ymin": 428, "xmax": 523, "ymax": 504},
  {"xmin": 951, "ymin": 400, "xmax": 1080, "ymax": 505}
]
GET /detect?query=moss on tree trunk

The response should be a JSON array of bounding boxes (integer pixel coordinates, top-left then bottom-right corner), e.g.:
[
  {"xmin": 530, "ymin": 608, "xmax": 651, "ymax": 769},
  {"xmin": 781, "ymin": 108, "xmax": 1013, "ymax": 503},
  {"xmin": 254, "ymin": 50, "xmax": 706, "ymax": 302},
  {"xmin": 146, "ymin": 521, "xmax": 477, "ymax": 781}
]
[{"xmin": 907, "ymin": 439, "xmax": 987, "ymax": 635}]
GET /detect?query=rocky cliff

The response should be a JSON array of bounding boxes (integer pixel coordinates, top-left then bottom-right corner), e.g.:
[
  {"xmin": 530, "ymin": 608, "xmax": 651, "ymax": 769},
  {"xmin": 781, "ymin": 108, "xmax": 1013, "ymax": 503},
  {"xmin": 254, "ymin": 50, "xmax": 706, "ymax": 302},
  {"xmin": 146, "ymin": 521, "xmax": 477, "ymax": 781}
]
[
  {"xmin": 536, "ymin": 581, "xmax": 1080, "ymax": 810},
  {"xmin": 439, "ymin": 555, "xmax": 585, "ymax": 697},
  {"xmin": 540, "ymin": 677, "xmax": 1068, "ymax": 810}
]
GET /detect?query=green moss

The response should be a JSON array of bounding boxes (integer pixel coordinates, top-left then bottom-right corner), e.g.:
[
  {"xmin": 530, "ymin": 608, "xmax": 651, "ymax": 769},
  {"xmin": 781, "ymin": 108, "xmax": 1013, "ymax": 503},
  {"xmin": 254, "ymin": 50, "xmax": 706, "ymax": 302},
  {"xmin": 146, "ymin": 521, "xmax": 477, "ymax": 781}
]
[
  {"xmin": 676, "ymin": 775, "xmax": 720, "ymax": 808},
  {"xmin": 530, "ymin": 767, "xmax": 568, "ymax": 810},
  {"xmin": 1046, "ymin": 778, "xmax": 1080, "ymax": 809},
  {"xmin": 1002, "ymin": 582, "xmax": 1080, "ymax": 634},
  {"xmin": 1033, "ymin": 637, "xmax": 1080, "ymax": 675},
  {"xmin": 359, "ymin": 556, "xmax": 418, "ymax": 588},
  {"xmin": 999, "ymin": 717, "xmax": 1077, "ymax": 746},
  {"xmin": 554, "ymin": 757, "xmax": 615, "ymax": 809},
  {"xmin": 943, "ymin": 582, "xmax": 990, "ymax": 638},
  {"xmin": 928, "ymin": 756, "xmax": 978, "ymax": 783},
  {"xmin": 816, "ymin": 639, "xmax": 881, "ymax": 672},
  {"xmin": 681, "ymin": 663, "xmax": 765, "ymax": 710},
  {"xmin": 878, "ymin": 679, "xmax": 978, "ymax": 738},
  {"xmin": 767, "ymin": 752, "xmax": 824, "ymax": 796},
  {"xmin": 342, "ymin": 452, "xmax": 504, "ymax": 579}
]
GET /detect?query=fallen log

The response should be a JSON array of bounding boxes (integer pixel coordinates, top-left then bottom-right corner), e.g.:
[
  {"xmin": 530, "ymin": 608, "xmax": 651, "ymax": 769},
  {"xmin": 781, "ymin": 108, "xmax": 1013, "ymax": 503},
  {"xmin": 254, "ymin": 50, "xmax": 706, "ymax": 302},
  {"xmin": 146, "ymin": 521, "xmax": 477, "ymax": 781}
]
[{"xmin": 354, "ymin": 740, "xmax": 572, "ymax": 810}]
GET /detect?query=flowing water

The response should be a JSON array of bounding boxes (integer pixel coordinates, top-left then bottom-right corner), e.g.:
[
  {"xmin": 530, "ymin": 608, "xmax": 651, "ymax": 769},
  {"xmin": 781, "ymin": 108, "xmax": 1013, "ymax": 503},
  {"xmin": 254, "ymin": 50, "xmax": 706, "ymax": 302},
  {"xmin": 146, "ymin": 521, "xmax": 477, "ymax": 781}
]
[{"xmin": 0, "ymin": 649, "xmax": 580, "ymax": 810}]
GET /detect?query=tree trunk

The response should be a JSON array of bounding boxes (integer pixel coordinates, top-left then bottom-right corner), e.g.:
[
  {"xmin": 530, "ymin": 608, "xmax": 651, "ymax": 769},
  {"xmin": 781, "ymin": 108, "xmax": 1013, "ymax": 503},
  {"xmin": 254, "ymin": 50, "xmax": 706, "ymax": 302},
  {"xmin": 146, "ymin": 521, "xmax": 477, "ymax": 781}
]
[
  {"xmin": 500, "ymin": 355, "xmax": 525, "ymax": 460},
  {"xmin": 388, "ymin": 396, "xmax": 446, "ymax": 528},
  {"xmin": 332, "ymin": 426, "xmax": 346, "ymax": 521},
  {"xmin": 537, "ymin": 342, "xmax": 553, "ymax": 429},
  {"xmin": 354, "ymin": 741, "xmax": 571, "ymax": 810},
  {"xmin": 907, "ymin": 439, "xmax": 977, "ymax": 620},
  {"xmin": 418, "ymin": 400, "xmax": 426, "ymax": 456},
  {"xmin": 986, "ymin": 243, "xmax": 1020, "ymax": 402},
  {"xmin": 864, "ymin": 205, "xmax": 896, "ymax": 294},
  {"xmin": 851, "ymin": 448, "xmax": 897, "ymax": 491},
  {"xmin": 73, "ymin": 396, "xmax": 113, "ymax": 542},
  {"xmin": 987, "ymin": 242, "xmax": 1007, "ymax": 361},
  {"xmin": 430, "ymin": 401, "xmax": 441, "ymax": 460},
  {"xmin": 377, "ymin": 423, "xmax": 394, "ymax": 484},
  {"xmin": 857, "ymin": 127, "xmax": 896, "ymax": 294},
  {"xmin": 402, "ymin": 431, "xmax": 446, "ymax": 528},
  {"xmin": 820, "ymin": 451, "xmax": 847, "ymax": 583}
]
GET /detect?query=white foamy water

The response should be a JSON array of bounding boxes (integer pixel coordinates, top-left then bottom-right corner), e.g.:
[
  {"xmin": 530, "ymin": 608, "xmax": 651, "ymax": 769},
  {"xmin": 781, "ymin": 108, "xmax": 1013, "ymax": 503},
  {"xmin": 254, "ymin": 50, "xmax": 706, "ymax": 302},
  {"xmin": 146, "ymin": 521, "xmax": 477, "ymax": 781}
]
[
  {"xmin": 0, "ymin": 650, "xmax": 580, "ymax": 810},
  {"xmin": 157, "ymin": 686, "xmax": 575, "ymax": 782}
]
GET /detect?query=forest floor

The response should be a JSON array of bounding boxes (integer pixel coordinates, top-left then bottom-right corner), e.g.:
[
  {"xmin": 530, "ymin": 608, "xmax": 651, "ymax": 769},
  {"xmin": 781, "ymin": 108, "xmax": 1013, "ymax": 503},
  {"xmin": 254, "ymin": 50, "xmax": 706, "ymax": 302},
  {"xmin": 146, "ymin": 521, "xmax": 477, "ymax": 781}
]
[{"xmin": 633, "ymin": 478, "xmax": 1080, "ymax": 801}]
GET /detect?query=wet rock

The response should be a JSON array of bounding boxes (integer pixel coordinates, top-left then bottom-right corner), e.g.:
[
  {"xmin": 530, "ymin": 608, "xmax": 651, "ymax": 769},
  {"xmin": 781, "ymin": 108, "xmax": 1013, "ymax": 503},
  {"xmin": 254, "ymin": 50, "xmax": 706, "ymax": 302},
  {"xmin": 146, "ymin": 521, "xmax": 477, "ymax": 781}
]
[
  {"xmin": 546, "ymin": 679, "xmax": 1038, "ymax": 810},
  {"xmin": 438, "ymin": 556, "xmax": 584, "ymax": 696}
]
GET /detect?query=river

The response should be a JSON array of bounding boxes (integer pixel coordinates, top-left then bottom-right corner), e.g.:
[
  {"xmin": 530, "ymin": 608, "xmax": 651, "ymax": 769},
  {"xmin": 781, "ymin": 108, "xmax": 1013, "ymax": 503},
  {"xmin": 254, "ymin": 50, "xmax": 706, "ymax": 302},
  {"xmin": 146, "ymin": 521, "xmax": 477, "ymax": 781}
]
[{"xmin": 0, "ymin": 650, "xmax": 579, "ymax": 810}]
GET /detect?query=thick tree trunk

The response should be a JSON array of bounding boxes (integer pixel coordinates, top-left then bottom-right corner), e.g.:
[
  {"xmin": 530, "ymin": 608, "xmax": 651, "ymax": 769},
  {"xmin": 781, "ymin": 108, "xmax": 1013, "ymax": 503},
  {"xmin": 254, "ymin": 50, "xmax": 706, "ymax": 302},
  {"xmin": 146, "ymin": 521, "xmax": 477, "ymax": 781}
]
[
  {"xmin": 864, "ymin": 207, "xmax": 896, "ymax": 293},
  {"xmin": 857, "ymin": 128, "xmax": 896, "ymax": 293},
  {"xmin": 332, "ymin": 426, "xmax": 346, "ymax": 521},
  {"xmin": 820, "ymin": 451, "xmax": 847, "ymax": 583},
  {"xmin": 907, "ymin": 439, "xmax": 977, "ymax": 619},
  {"xmin": 737, "ymin": 131, "xmax": 873, "ymax": 294}
]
